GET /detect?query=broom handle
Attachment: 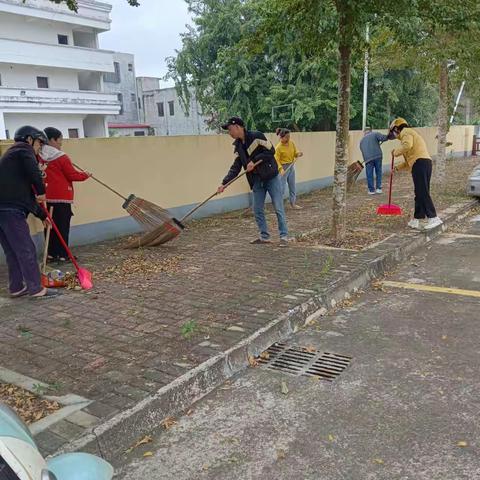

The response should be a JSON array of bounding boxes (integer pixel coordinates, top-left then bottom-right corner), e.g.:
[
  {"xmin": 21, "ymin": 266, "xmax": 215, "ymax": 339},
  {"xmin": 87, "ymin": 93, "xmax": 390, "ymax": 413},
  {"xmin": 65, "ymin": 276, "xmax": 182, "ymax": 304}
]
[
  {"xmin": 179, "ymin": 160, "xmax": 263, "ymax": 223},
  {"xmin": 42, "ymin": 206, "xmax": 54, "ymax": 274},
  {"xmin": 72, "ymin": 163, "xmax": 128, "ymax": 202},
  {"xmin": 388, "ymin": 153, "xmax": 394, "ymax": 206}
]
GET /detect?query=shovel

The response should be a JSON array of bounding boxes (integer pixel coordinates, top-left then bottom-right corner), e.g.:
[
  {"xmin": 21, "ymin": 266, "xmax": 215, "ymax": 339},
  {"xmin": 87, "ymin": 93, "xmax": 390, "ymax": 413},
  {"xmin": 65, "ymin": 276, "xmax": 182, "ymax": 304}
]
[
  {"xmin": 38, "ymin": 203, "xmax": 93, "ymax": 290},
  {"xmin": 376, "ymin": 153, "xmax": 403, "ymax": 216}
]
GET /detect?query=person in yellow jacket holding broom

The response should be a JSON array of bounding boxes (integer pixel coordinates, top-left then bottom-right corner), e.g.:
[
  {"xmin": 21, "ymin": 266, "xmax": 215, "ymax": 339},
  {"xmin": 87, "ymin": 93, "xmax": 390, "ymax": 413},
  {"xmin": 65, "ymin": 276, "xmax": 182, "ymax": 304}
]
[
  {"xmin": 389, "ymin": 118, "xmax": 442, "ymax": 231},
  {"xmin": 274, "ymin": 128, "xmax": 303, "ymax": 209}
]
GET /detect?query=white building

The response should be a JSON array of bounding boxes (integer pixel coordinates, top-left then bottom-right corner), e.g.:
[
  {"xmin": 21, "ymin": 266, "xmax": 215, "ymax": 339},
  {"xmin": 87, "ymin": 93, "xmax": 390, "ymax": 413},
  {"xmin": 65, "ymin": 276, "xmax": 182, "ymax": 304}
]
[
  {"xmin": 104, "ymin": 52, "xmax": 139, "ymax": 125},
  {"xmin": 137, "ymin": 77, "xmax": 213, "ymax": 136},
  {"xmin": 0, "ymin": 0, "xmax": 121, "ymax": 139}
]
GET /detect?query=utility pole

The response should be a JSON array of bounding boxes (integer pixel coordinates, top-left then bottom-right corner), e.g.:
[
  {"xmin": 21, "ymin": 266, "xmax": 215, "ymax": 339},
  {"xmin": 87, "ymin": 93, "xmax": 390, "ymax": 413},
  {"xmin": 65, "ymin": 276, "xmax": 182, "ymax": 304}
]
[{"xmin": 361, "ymin": 24, "xmax": 369, "ymax": 131}]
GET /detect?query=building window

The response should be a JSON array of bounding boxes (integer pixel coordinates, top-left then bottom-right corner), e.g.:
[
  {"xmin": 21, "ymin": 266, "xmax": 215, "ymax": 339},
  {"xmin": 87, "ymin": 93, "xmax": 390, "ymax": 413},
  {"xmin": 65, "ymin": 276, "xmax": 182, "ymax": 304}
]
[
  {"xmin": 57, "ymin": 34, "xmax": 69, "ymax": 45},
  {"xmin": 5, "ymin": 130, "xmax": 10, "ymax": 139},
  {"xmin": 117, "ymin": 93, "xmax": 124, "ymax": 115},
  {"xmin": 157, "ymin": 102, "xmax": 164, "ymax": 117},
  {"xmin": 68, "ymin": 128, "xmax": 79, "ymax": 138},
  {"xmin": 168, "ymin": 100, "xmax": 175, "ymax": 116},
  {"xmin": 134, "ymin": 131, "xmax": 145, "ymax": 136},
  {"xmin": 103, "ymin": 62, "xmax": 121, "ymax": 83},
  {"xmin": 37, "ymin": 76, "xmax": 49, "ymax": 88},
  {"xmin": 131, "ymin": 93, "xmax": 136, "ymax": 102},
  {"xmin": 128, "ymin": 63, "xmax": 133, "ymax": 72}
]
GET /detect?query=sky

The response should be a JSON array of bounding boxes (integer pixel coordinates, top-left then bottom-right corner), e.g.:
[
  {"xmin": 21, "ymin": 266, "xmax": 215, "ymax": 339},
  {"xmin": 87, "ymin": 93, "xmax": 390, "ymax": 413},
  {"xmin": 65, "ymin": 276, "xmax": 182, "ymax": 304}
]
[{"xmin": 99, "ymin": 0, "xmax": 192, "ymax": 86}]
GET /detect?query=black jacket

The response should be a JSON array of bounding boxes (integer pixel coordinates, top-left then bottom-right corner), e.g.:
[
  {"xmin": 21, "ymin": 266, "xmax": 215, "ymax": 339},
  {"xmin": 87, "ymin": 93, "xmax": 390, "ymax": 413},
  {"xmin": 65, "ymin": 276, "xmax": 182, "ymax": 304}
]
[
  {"xmin": 222, "ymin": 130, "xmax": 279, "ymax": 189},
  {"xmin": 0, "ymin": 142, "xmax": 46, "ymax": 219}
]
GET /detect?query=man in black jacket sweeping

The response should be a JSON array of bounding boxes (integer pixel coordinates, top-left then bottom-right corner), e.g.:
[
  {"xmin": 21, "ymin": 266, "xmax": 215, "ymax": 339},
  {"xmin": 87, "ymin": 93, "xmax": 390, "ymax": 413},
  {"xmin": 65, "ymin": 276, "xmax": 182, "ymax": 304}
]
[
  {"xmin": 0, "ymin": 126, "xmax": 57, "ymax": 299},
  {"xmin": 217, "ymin": 117, "xmax": 289, "ymax": 246}
]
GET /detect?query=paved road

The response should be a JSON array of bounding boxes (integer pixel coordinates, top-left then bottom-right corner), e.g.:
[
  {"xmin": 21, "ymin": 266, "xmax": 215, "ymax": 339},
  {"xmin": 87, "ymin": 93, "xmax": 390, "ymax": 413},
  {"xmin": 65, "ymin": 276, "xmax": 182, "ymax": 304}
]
[{"xmin": 117, "ymin": 212, "xmax": 480, "ymax": 480}]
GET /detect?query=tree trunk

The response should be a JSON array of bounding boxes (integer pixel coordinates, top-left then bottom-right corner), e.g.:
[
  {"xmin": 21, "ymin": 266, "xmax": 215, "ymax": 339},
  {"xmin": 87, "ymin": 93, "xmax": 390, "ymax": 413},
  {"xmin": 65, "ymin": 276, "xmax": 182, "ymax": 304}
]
[
  {"xmin": 435, "ymin": 61, "xmax": 448, "ymax": 184},
  {"xmin": 331, "ymin": 33, "xmax": 352, "ymax": 240}
]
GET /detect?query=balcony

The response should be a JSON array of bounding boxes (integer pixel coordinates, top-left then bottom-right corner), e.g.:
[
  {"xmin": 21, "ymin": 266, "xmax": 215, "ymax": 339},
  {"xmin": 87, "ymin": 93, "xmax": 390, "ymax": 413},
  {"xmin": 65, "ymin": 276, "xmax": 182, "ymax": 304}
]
[
  {"xmin": 0, "ymin": 87, "xmax": 121, "ymax": 115},
  {"xmin": 0, "ymin": 0, "xmax": 112, "ymax": 31},
  {"xmin": 0, "ymin": 37, "xmax": 116, "ymax": 73}
]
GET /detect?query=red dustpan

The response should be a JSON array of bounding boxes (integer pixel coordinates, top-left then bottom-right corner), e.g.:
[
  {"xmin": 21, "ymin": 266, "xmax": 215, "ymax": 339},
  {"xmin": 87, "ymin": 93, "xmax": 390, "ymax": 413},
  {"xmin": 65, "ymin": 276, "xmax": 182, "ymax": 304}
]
[
  {"xmin": 377, "ymin": 153, "xmax": 403, "ymax": 216},
  {"xmin": 38, "ymin": 203, "xmax": 93, "ymax": 290}
]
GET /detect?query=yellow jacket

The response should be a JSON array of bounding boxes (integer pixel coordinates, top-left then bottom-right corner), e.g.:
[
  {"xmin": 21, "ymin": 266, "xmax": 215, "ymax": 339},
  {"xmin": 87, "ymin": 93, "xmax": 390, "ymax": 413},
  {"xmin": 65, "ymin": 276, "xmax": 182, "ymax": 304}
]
[
  {"xmin": 393, "ymin": 127, "xmax": 431, "ymax": 172},
  {"xmin": 275, "ymin": 140, "xmax": 298, "ymax": 174}
]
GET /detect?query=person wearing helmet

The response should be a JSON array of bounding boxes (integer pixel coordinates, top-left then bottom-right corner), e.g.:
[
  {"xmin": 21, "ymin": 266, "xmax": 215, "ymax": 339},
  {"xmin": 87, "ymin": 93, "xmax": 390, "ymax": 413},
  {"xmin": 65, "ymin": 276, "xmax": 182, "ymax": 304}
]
[
  {"xmin": 0, "ymin": 126, "xmax": 58, "ymax": 298},
  {"xmin": 389, "ymin": 118, "xmax": 442, "ymax": 230}
]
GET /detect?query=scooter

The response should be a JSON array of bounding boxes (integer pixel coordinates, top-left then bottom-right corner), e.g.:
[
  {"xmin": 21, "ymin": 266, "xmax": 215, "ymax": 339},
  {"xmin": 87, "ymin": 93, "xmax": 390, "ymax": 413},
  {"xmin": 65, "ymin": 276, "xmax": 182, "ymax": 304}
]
[{"xmin": 0, "ymin": 402, "xmax": 113, "ymax": 480}]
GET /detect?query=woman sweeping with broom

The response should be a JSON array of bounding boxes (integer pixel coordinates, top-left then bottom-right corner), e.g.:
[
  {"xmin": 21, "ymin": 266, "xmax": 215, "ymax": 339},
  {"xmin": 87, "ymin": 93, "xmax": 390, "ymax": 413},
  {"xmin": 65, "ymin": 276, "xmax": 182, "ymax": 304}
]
[{"xmin": 389, "ymin": 118, "xmax": 442, "ymax": 231}]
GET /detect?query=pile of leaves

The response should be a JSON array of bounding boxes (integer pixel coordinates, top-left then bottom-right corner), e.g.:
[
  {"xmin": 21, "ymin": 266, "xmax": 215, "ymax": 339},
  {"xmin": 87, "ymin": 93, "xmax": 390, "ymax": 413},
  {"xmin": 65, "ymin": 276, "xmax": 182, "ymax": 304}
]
[
  {"xmin": 97, "ymin": 255, "xmax": 183, "ymax": 282},
  {"xmin": 0, "ymin": 383, "xmax": 60, "ymax": 424}
]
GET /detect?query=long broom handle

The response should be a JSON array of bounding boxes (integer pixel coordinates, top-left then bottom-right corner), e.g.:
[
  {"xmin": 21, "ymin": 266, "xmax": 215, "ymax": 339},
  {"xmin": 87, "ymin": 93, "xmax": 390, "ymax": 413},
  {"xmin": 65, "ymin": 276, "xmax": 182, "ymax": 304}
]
[
  {"xmin": 179, "ymin": 160, "xmax": 263, "ymax": 223},
  {"xmin": 72, "ymin": 163, "xmax": 128, "ymax": 202},
  {"xmin": 42, "ymin": 206, "xmax": 54, "ymax": 274},
  {"xmin": 388, "ymin": 152, "xmax": 395, "ymax": 206}
]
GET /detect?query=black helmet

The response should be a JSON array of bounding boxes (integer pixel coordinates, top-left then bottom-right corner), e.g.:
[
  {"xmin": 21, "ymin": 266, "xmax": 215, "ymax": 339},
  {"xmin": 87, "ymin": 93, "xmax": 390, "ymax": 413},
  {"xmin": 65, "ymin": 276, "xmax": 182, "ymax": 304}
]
[{"xmin": 14, "ymin": 125, "xmax": 48, "ymax": 144}]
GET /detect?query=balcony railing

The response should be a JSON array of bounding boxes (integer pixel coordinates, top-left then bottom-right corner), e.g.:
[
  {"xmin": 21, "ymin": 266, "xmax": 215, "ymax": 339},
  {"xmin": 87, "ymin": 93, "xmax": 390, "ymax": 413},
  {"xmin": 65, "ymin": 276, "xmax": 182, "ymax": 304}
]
[
  {"xmin": 0, "ymin": 87, "xmax": 121, "ymax": 114},
  {"xmin": 0, "ymin": 37, "xmax": 116, "ymax": 73}
]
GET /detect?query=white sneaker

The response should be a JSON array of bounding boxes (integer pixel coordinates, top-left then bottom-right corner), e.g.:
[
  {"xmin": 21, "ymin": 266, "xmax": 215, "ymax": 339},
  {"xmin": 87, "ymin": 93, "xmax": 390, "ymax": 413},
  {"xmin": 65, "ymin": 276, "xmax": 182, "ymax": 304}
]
[
  {"xmin": 376, "ymin": 189, "xmax": 383, "ymax": 194},
  {"xmin": 408, "ymin": 219, "xmax": 422, "ymax": 230},
  {"xmin": 368, "ymin": 191, "xmax": 376, "ymax": 195},
  {"xmin": 424, "ymin": 217, "xmax": 443, "ymax": 230}
]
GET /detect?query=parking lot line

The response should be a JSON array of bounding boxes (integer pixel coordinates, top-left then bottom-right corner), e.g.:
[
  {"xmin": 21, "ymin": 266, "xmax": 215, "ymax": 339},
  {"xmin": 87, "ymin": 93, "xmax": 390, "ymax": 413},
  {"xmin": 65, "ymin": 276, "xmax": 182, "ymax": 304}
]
[{"xmin": 381, "ymin": 281, "xmax": 480, "ymax": 298}]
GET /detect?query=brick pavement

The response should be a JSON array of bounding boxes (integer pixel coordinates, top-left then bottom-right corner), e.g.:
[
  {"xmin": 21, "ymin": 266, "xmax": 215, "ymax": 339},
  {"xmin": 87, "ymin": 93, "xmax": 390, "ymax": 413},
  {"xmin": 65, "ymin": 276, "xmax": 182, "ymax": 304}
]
[{"xmin": 0, "ymin": 156, "xmax": 477, "ymax": 454}]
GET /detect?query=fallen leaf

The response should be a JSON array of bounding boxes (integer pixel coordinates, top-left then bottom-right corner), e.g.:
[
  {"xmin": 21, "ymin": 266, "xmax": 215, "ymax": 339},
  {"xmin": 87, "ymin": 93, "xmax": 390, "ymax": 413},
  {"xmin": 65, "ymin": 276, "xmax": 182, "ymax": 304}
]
[
  {"xmin": 304, "ymin": 345, "xmax": 316, "ymax": 353},
  {"xmin": 124, "ymin": 435, "xmax": 153, "ymax": 454},
  {"xmin": 202, "ymin": 464, "xmax": 209, "ymax": 471},
  {"xmin": 328, "ymin": 434, "xmax": 335, "ymax": 442},
  {"xmin": 281, "ymin": 381, "xmax": 289, "ymax": 395},
  {"xmin": 457, "ymin": 441, "xmax": 468, "ymax": 447},
  {"xmin": 259, "ymin": 351, "xmax": 270, "ymax": 360},
  {"xmin": 143, "ymin": 452, "xmax": 154, "ymax": 457},
  {"xmin": 373, "ymin": 458, "xmax": 384, "ymax": 465},
  {"xmin": 277, "ymin": 449, "xmax": 286, "ymax": 460},
  {"xmin": 161, "ymin": 416, "xmax": 177, "ymax": 430},
  {"xmin": 248, "ymin": 355, "xmax": 259, "ymax": 367},
  {"xmin": 186, "ymin": 409, "xmax": 194, "ymax": 416},
  {"xmin": 441, "ymin": 335, "xmax": 448, "ymax": 340}
]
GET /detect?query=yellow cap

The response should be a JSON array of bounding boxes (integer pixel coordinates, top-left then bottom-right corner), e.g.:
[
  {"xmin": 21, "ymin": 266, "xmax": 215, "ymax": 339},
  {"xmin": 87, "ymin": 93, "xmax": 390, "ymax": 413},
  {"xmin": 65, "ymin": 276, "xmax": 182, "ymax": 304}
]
[{"xmin": 389, "ymin": 117, "xmax": 408, "ymax": 130}]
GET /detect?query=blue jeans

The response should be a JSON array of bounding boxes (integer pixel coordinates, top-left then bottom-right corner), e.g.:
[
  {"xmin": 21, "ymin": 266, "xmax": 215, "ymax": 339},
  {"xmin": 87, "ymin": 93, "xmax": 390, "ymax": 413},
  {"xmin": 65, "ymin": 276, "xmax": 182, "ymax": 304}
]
[
  {"xmin": 252, "ymin": 175, "xmax": 288, "ymax": 240},
  {"xmin": 281, "ymin": 164, "xmax": 296, "ymax": 205},
  {"xmin": 366, "ymin": 157, "xmax": 382, "ymax": 192},
  {"xmin": 0, "ymin": 208, "xmax": 42, "ymax": 295}
]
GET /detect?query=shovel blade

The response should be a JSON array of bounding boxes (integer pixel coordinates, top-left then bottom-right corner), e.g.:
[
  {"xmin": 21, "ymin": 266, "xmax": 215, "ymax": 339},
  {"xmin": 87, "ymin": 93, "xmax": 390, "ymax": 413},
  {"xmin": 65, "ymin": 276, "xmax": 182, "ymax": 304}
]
[{"xmin": 77, "ymin": 268, "xmax": 93, "ymax": 290}]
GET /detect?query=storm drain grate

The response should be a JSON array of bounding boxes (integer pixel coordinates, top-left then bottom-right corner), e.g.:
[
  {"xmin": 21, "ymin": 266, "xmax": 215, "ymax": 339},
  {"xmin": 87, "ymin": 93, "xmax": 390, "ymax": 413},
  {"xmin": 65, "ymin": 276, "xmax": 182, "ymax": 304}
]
[{"xmin": 257, "ymin": 342, "xmax": 352, "ymax": 381}]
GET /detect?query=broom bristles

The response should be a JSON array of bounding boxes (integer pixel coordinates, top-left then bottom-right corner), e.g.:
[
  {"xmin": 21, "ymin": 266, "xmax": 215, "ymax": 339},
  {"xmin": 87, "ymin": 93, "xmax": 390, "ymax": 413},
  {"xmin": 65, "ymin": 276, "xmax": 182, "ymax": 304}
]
[
  {"xmin": 124, "ymin": 195, "xmax": 175, "ymax": 232},
  {"xmin": 125, "ymin": 219, "xmax": 183, "ymax": 249}
]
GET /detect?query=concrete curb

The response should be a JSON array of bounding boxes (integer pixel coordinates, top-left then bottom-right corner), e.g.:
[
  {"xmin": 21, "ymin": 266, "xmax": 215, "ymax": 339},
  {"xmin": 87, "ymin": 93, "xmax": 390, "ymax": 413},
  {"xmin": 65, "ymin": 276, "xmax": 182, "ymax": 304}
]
[{"xmin": 55, "ymin": 198, "xmax": 478, "ymax": 460}]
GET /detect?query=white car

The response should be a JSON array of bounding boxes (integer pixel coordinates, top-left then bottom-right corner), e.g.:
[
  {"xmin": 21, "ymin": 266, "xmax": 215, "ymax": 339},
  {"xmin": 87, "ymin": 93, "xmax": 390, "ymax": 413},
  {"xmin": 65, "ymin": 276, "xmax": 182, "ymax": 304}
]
[{"xmin": 468, "ymin": 164, "xmax": 480, "ymax": 197}]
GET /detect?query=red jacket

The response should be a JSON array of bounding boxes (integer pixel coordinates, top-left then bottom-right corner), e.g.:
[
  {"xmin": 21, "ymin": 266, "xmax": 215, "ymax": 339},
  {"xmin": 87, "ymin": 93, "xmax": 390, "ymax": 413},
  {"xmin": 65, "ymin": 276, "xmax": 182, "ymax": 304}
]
[{"xmin": 38, "ymin": 146, "xmax": 89, "ymax": 203}]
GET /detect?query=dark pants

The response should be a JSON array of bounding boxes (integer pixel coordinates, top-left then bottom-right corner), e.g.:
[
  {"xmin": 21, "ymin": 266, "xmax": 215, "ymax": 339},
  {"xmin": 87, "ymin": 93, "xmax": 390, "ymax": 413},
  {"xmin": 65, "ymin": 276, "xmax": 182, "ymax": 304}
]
[
  {"xmin": 412, "ymin": 158, "xmax": 437, "ymax": 219},
  {"xmin": 46, "ymin": 203, "xmax": 72, "ymax": 259},
  {"xmin": 0, "ymin": 208, "xmax": 42, "ymax": 295}
]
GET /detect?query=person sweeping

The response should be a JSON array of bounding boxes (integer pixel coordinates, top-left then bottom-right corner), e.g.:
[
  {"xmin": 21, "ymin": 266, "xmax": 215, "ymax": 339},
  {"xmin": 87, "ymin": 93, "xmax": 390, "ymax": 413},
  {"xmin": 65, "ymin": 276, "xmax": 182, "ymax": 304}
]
[
  {"xmin": 359, "ymin": 127, "xmax": 389, "ymax": 195},
  {"xmin": 217, "ymin": 116, "xmax": 289, "ymax": 246},
  {"xmin": 275, "ymin": 128, "xmax": 304, "ymax": 209},
  {"xmin": 389, "ymin": 118, "xmax": 442, "ymax": 231},
  {"xmin": 39, "ymin": 127, "xmax": 91, "ymax": 262},
  {"xmin": 0, "ymin": 126, "xmax": 58, "ymax": 299}
]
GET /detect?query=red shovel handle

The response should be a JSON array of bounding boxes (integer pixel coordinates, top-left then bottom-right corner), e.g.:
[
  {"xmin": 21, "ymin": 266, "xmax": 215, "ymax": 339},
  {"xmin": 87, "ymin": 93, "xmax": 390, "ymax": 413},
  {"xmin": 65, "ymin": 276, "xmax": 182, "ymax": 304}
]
[
  {"xmin": 388, "ymin": 152, "xmax": 395, "ymax": 206},
  {"xmin": 38, "ymin": 202, "xmax": 81, "ymax": 272}
]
